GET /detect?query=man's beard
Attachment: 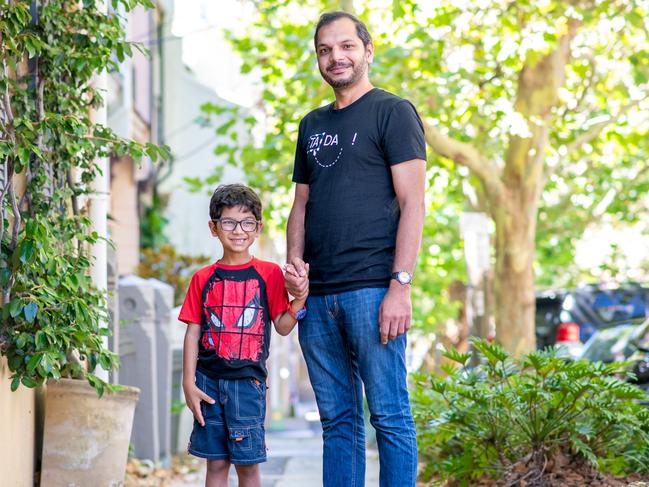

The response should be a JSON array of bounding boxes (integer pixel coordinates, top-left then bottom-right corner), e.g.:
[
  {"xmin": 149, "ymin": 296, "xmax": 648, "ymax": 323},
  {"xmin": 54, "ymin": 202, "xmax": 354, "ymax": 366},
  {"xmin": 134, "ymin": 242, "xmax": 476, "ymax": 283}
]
[{"xmin": 320, "ymin": 58, "xmax": 368, "ymax": 89}]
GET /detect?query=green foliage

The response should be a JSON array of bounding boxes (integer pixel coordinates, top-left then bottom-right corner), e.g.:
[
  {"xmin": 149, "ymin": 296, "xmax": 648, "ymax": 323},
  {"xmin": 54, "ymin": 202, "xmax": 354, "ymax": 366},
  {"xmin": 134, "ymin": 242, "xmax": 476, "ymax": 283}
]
[
  {"xmin": 0, "ymin": 0, "xmax": 168, "ymax": 395},
  {"xmin": 412, "ymin": 339, "xmax": 649, "ymax": 484},
  {"xmin": 137, "ymin": 244, "xmax": 210, "ymax": 307},
  {"xmin": 195, "ymin": 0, "xmax": 649, "ymax": 339},
  {"xmin": 140, "ymin": 189, "xmax": 170, "ymax": 251}
]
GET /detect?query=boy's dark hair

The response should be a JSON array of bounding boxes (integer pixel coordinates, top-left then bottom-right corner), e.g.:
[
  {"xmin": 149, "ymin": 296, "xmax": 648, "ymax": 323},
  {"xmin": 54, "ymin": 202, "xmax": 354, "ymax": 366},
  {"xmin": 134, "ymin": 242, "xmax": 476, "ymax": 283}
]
[
  {"xmin": 209, "ymin": 184, "xmax": 262, "ymax": 221},
  {"xmin": 314, "ymin": 11, "xmax": 372, "ymax": 50}
]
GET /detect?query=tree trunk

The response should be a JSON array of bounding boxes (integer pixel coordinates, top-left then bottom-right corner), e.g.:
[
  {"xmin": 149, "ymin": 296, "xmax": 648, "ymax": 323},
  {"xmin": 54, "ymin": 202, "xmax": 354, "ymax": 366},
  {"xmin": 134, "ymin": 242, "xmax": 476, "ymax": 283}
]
[
  {"xmin": 424, "ymin": 21, "xmax": 579, "ymax": 354},
  {"xmin": 493, "ymin": 197, "xmax": 536, "ymax": 355}
]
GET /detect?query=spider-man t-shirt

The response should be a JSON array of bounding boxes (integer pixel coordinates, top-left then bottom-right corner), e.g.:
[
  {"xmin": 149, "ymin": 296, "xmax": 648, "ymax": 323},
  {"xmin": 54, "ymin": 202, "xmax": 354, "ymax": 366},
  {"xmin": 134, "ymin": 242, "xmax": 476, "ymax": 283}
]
[{"xmin": 178, "ymin": 258, "xmax": 289, "ymax": 381}]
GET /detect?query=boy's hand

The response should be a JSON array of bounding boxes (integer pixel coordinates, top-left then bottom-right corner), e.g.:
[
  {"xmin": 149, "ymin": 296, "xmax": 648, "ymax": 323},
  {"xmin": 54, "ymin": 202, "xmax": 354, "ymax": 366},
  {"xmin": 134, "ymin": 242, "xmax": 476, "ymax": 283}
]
[
  {"xmin": 284, "ymin": 259, "xmax": 309, "ymax": 299},
  {"xmin": 183, "ymin": 381, "xmax": 215, "ymax": 427}
]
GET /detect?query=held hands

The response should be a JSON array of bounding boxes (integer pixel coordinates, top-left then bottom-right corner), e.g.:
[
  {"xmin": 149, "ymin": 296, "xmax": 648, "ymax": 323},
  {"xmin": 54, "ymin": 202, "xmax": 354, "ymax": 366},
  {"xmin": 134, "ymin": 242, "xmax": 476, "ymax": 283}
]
[
  {"xmin": 378, "ymin": 282, "xmax": 412, "ymax": 344},
  {"xmin": 183, "ymin": 380, "xmax": 215, "ymax": 427},
  {"xmin": 283, "ymin": 257, "xmax": 310, "ymax": 300}
]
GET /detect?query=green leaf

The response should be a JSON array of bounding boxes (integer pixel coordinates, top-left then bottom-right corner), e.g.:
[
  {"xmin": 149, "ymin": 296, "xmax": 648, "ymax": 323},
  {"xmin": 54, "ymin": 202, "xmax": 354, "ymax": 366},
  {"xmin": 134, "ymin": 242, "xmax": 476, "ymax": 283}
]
[
  {"xmin": 24, "ymin": 303, "xmax": 38, "ymax": 323},
  {"xmin": 9, "ymin": 299, "xmax": 23, "ymax": 318},
  {"xmin": 26, "ymin": 355, "xmax": 42, "ymax": 374},
  {"xmin": 21, "ymin": 376, "xmax": 39, "ymax": 389},
  {"xmin": 443, "ymin": 348, "xmax": 472, "ymax": 366},
  {"xmin": 35, "ymin": 329, "xmax": 47, "ymax": 348}
]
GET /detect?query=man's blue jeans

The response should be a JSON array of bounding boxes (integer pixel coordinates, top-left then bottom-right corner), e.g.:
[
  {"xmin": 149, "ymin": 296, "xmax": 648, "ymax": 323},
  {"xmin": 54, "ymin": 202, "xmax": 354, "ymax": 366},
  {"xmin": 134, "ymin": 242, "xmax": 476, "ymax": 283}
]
[{"xmin": 298, "ymin": 287, "xmax": 417, "ymax": 487}]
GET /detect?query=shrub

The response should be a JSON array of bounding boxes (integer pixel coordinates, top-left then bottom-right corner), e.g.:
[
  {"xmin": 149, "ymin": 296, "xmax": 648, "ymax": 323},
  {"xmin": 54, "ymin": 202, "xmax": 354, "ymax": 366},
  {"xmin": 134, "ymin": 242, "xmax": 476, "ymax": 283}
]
[
  {"xmin": 137, "ymin": 244, "xmax": 210, "ymax": 306},
  {"xmin": 412, "ymin": 338, "xmax": 649, "ymax": 485},
  {"xmin": 0, "ymin": 0, "xmax": 168, "ymax": 395}
]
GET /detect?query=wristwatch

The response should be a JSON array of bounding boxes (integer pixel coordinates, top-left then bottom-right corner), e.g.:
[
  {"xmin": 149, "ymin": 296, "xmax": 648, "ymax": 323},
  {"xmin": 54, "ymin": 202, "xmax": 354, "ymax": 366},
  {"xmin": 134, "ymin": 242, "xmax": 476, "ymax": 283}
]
[
  {"xmin": 287, "ymin": 300, "xmax": 307, "ymax": 320},
  {"xmin": 391, "ymin": 271, "xmax": 413, "ymax": 285}
]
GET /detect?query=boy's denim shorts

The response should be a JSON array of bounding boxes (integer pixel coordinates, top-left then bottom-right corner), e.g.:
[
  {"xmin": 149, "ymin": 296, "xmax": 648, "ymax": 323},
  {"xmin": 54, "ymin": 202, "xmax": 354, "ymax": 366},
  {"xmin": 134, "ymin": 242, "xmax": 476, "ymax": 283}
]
[{"xmin": 188, "ymin": 369, "xmax": 267, "ymax": 464}]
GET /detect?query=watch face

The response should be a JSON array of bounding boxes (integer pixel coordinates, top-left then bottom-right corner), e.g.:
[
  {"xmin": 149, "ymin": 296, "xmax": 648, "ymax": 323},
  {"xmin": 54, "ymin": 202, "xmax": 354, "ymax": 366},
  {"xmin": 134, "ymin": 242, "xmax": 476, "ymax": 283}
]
[
  {"xmin": 295, "ymin": 308, "xmax": 307, "ymax": 320},
  {"xmin": 396, "ymin": 271, "xmax": 412, "ymax": 284}
]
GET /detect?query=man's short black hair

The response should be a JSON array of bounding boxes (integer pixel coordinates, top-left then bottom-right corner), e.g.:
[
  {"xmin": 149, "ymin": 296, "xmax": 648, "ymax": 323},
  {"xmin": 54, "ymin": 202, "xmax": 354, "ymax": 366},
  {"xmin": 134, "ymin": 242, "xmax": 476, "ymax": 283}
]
[
  {"xmin": 209, "ymin": 184, "xmax": 262, "ymax": 221},
  {"xmin": 314, "ymin": 11, "xmax": 372, "ymax": 50}
]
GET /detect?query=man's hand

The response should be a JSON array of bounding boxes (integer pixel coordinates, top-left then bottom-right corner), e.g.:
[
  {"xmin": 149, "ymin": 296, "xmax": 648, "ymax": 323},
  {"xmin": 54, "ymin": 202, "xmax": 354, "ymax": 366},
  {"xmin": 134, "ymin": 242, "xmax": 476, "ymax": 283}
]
[
  {"xmin": 284, "ymin": 257, "xmax": 309, "ymax": 300},
  {"xmin": 378, "ymin": 282, "xmax": 412, "ymax": 344},
  {"xmin": 183, "ymin": 381, "xmax": 215, "ymax": 427}
]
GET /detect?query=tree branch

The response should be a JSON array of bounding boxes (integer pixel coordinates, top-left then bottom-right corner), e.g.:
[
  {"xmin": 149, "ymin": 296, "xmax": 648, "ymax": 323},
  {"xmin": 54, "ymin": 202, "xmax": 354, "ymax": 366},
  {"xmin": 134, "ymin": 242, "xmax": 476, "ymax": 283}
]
[
  {"xmin": 539, "ymin": 162, "xmax": 649, "ymax": 237},
  {"xmin": 9, "ymin": 177, "xmax": 21, "ymax": 251},
  {"xmin": 558, "ymin": 53, "xmax": 597, "ymax": 121},
  {"xmin": 423, "ymin": 120, "xmax": 505, "ymax": 203},
  {"xmin": 559, "ymin": 96, "xmax": 645, "ymax": 160}
]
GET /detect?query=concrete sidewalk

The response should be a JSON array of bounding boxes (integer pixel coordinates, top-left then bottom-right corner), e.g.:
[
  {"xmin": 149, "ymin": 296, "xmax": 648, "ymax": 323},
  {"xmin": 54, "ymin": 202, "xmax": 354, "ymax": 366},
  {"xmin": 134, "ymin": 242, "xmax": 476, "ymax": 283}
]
[{"xmin": 170, "ymin": 420, "xmax": 379, "ymax": 486}]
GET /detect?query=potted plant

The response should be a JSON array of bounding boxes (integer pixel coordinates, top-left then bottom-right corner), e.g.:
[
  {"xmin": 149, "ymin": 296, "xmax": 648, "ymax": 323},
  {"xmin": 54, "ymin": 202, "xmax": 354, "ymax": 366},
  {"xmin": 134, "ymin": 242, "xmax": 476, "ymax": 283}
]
[{"xmin": 0, "ymin": 1, "xmax": 168, "ymax": 484}]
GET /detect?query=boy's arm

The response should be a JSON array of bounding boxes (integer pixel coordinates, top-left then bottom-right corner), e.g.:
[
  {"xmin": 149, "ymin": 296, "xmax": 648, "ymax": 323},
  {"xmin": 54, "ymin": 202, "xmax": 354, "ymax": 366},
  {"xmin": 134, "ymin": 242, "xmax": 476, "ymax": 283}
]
[
  {"xmin": 273, "ymin": 298, "xmax": 307, "ymax": 336},
  {"xmin": 182, "ymin": 323, "xmax": 214, "ymax": 427}
]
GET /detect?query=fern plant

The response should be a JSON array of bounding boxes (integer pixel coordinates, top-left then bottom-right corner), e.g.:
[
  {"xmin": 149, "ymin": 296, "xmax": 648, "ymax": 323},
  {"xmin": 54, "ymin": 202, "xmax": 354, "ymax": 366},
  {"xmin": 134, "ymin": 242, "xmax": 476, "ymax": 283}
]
[{"xmin": 412, "ymin": 338, "xmax": 649, "ymax": 485}]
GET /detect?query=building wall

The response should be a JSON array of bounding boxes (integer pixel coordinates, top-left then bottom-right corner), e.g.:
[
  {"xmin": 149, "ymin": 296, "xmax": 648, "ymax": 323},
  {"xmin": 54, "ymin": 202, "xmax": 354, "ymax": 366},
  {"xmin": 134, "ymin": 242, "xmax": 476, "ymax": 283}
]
[
  {"xmin": 110, "ymin": 157, "xmax": 140, "ymax": 275},
  {"xmin": 107, "ymin": 4, "xmax": 158, "ymax": 276},
  {"xmin": 158, "ymin": 13, "xmax": 245, "ymax": 259},
  {"xmin": 0, "ymin": 357, "xmax": 36, "ymax": 486}
]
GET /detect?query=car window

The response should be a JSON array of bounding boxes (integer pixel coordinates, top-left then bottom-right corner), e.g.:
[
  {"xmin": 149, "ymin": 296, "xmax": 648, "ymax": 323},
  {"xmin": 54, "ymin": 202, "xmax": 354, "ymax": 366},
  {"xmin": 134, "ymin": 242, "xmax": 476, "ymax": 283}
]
[{"xmin": 591, "ymin": 290, "xmax": 646, "ymax": 323}]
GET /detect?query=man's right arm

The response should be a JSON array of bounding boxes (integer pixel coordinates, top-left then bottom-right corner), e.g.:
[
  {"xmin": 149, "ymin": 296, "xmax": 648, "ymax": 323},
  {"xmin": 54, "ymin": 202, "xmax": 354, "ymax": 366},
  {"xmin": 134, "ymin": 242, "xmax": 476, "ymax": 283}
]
[
  {"xmin": 287, "ymin": 183, "xmax": 309, "ymax": 262},
  {"xmin": 286, "ymin": 183, "xmax": 309, "ymax": 293}
]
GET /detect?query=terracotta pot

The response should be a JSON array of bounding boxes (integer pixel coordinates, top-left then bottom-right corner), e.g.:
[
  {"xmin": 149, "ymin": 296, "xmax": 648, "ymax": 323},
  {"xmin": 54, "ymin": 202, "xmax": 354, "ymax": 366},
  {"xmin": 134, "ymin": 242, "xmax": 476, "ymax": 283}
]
[{"xmin": 40, "ymin": 378, "xmax": 139, "ymax": 487}]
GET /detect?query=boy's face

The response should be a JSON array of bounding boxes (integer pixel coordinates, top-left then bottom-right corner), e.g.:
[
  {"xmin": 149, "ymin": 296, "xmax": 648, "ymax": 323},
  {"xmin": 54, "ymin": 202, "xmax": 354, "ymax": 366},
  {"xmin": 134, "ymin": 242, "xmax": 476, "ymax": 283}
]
[{"xmin": 209, "ymin": 206, "xmax": 261, "ymax": 258}]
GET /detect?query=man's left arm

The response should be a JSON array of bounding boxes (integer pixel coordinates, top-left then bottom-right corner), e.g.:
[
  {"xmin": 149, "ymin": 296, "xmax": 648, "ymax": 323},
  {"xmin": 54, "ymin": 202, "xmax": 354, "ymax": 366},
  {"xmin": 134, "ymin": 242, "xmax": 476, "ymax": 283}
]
[{"xmin": 379, "ymin": 158, "xmax": 426, "ymax": 344}]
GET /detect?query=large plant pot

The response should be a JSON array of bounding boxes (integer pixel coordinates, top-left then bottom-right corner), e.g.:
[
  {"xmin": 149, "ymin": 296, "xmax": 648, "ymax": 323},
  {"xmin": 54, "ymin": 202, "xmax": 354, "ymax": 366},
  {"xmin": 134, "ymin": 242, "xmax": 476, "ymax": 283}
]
[{"xmin": 40, "ymin": 378, "xmax": 140, "ymax": 486}]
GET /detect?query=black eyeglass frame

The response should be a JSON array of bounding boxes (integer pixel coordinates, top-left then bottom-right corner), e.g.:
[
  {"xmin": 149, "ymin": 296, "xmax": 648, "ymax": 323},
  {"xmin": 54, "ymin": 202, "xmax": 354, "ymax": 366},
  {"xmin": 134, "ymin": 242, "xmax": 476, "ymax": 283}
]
[{"xmin": 212, "ymin": 218, "xmax": 261, "ymax": 232}]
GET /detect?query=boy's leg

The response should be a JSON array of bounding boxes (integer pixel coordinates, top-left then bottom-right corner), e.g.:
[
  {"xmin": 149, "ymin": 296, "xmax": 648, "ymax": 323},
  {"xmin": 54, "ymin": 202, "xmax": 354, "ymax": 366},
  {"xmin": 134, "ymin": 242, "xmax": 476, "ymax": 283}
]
[
  {"xmin": 298, "ymin": 294, "xmax": 366, "ymax": 487},
  {"xmin": 188, "ymin": 370, "xmax": 232, "ymax": 474},
  {"xmin": 205, "ymin": 459, "xmax": 231, "ymax": 487},
  {"xmin": 234, "ymin": 464, "xmax": 261, "ymax": 487},
  {"xmin": 341, "ymin": 287, "xmax": 418, "ymax": 487}
]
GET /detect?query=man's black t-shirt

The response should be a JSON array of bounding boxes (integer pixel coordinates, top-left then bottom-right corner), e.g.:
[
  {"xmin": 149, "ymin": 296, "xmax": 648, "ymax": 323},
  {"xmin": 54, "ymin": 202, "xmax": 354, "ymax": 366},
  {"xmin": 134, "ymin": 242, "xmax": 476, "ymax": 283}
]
[{"xmin": 292, "ymin": 88, "xmax": 426, "ymax": 295}]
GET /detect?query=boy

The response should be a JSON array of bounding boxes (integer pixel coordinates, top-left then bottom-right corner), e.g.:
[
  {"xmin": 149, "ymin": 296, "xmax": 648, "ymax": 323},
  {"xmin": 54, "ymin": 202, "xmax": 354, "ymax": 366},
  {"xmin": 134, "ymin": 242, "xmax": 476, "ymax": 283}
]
[{"xmin": 178, "ymin": 184, "xmax": 308, "ymax": 487}]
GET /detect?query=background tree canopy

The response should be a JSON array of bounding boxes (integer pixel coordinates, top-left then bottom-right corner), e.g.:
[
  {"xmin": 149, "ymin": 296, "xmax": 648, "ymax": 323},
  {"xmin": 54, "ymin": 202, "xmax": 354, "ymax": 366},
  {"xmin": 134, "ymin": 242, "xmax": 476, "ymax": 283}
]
[{"xmin": 198, "ymin": 0, "xmax": 649, "ymax": 353}]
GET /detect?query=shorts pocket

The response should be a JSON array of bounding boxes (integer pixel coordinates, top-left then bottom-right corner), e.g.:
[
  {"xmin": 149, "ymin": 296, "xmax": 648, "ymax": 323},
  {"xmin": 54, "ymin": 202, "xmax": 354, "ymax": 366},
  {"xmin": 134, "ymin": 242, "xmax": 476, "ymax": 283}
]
[
  {"xmin": 249, "ymin": 377, "xmax": 266, "ymax": 395},
  {"xmin": 234, "ymin": 379, "xmax": 265, "ymax": 420},
  {"xmin": 229, "ymin": 427, "xmax": 252, "ymax": 452},
  {"xmin": 195, "ymin": 371, "xmax": 220, "ymax": 424},
  {"xmin": 228, "ymin": 425, "xmax": 266, "ymax": 462}
]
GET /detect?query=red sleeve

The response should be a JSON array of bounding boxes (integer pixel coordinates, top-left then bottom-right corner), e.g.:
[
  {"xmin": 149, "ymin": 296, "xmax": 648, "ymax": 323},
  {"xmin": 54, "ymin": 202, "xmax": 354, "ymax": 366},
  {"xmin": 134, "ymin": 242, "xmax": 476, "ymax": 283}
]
[
  {"xmin": 178, "ymin": 272, "xmax": 203, "ymax": 325},
  {"xmin": 266, "ymin": 264, "xmax": 290, "ymax": 321}
]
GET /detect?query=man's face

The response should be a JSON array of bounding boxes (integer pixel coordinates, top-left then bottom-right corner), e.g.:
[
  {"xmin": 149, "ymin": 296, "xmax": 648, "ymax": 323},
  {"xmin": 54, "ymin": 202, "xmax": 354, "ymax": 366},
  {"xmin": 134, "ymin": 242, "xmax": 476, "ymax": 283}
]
[{"xmin": 316, "ymin": 18, "xmax": 373, "ymax": 89}]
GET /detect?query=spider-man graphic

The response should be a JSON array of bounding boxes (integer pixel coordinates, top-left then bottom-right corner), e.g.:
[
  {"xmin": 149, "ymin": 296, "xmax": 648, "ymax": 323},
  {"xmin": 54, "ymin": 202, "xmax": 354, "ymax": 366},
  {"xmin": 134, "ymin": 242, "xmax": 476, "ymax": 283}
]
[{"xmin": 201, "ymin": 277, "xmax": 266, "ymax": 362}]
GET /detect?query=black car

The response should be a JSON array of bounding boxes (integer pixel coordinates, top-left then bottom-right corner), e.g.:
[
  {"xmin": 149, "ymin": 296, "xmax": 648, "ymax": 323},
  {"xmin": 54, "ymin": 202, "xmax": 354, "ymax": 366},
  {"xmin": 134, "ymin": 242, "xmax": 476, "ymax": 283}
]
[{"xmin": 535, "ymin": 283, "xmax": 649, "ymax": 351}]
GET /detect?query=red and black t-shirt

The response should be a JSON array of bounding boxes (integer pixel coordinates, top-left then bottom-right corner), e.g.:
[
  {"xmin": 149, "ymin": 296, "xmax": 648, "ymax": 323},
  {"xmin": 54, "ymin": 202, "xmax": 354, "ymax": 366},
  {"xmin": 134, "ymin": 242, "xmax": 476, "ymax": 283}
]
[{"xmin": 178, "ymin": 258, "xmax": 289, "ymax": 381}]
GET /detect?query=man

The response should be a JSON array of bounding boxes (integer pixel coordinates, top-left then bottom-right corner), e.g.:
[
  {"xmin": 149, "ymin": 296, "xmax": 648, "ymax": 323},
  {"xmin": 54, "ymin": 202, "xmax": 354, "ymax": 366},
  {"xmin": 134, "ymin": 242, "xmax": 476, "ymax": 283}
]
[{"xmin": 285, "ymin": 11, "xmax": 426, "ymax": 487}]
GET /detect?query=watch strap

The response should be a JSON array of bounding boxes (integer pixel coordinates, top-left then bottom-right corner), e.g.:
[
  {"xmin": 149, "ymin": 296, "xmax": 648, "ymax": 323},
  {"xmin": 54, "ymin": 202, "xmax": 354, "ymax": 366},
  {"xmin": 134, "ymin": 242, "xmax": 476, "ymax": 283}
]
[{"xmin": 288, "ymin": 300, "xmax": 306, "ymax": 320}]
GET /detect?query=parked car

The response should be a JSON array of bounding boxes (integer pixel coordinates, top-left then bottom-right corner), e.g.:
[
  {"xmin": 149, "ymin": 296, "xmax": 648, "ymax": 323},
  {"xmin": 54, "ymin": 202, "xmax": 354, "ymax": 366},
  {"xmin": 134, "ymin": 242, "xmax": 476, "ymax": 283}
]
[
  {"xmin": 535, "ymin": 289, "xmax": 568, "ymax": 349},
  {"xmin": 535, "ymin": 283, "xmax": 649, "ymax": 354},
  {"xmin": 580, "ymin": 318, "xmax": 649, "ymax": 404}
]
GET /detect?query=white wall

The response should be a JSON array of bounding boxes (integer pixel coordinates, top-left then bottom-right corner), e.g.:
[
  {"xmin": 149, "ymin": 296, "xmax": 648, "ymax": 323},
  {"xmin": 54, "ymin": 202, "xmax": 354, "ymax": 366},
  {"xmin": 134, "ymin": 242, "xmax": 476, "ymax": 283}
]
[{"xmin": 158, "ymin": 9, "xmax": 246, "ymax": 259}]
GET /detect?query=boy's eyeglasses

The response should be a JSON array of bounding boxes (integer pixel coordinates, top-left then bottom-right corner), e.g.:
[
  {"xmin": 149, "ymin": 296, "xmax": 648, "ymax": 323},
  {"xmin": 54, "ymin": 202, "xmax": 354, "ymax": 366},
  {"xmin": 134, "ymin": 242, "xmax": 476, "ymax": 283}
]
[{"xmin": 214, "ymin": 218, "xmax": 260, "ymax": 232}]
